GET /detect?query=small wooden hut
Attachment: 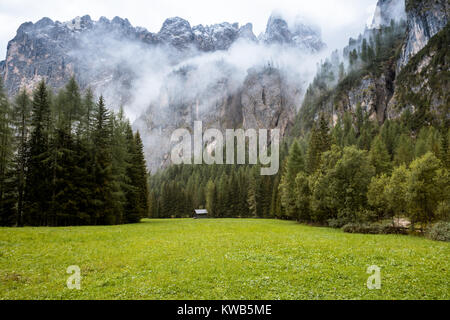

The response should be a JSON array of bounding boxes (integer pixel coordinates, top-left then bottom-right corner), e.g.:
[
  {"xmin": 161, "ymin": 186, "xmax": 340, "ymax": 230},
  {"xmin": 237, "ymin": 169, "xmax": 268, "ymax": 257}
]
[{"xmin": 194, "ymin": 209, "xmax": 208, "ymax": 219}]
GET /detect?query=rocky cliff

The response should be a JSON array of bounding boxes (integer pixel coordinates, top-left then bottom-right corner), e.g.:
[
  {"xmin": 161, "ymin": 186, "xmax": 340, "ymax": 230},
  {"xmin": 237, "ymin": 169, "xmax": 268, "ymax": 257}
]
[
  {"xmin": 398, "ymin": 0, "xmax": 449, "ymax": 69},
  {"xmin": 259, "ymin": 14, "xmax": 326, "ymax": 52},
  {"xmin": 389, "ymin": 23, "xmax": 449, "ymax": 126},
  {"xmin": 0, "ymin": 15, "xmax": 260, "ymax": 97},
  {"xmin": 0, "ymin": 14, "xmax": 324, "ymax": 96},
  {"xmin": 295, "ymin": 0, "xmax": 448, "ymax": 134},
  {"xmin": 0, "ymin": 13, "xmax": 326, "ymax": 171}
]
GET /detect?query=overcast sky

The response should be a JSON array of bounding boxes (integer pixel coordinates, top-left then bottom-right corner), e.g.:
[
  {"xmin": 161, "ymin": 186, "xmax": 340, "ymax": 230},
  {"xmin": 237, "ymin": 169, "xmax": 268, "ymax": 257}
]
[{"xmin": 0, "ymin": 0, "xmax": 378, "ymax": 58}]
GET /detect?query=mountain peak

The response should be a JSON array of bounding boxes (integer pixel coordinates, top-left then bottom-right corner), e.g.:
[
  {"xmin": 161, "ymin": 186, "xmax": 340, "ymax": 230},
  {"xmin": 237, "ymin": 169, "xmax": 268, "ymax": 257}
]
[
  {"xmin": 63, "ymin": 15, "xmax": 93, "ymax": 30},
  {"xmin": 261, "ymin": 13, "xmax": 325, "ymax": 51},
  {"xmin": 158, "ymin": 17, "xmax": 194, "ymax": 49}
]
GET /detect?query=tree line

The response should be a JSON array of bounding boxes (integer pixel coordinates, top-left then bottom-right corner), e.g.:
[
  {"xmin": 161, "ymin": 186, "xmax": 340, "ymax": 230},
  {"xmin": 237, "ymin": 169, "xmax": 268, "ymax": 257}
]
[
  {"xmin": 0, "ymin": 77, "xmax": 149, "ymax": 226},
  {"xmin": 149, "ymin": 111, "xmax": 449, "ymax": 229},
  {"xmin": 149, "ymin": 18, "xmax": 448, "ymax": 228},
  {"xmin": 279, "ymin": 114, "xmax": 449, "ymax": 229}
]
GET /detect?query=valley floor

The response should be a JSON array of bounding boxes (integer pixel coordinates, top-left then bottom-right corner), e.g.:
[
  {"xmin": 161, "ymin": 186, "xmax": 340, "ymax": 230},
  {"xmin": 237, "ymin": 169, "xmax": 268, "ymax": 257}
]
[{"xmin": 0, "ymin": 219, "xmax": 448, "ymax": 300}]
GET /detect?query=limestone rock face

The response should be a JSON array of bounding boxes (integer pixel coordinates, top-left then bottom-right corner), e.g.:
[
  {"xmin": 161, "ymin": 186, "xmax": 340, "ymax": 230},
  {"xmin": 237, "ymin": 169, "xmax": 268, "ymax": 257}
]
[
  {"xmin": 241, "ymin": 67, "xmax": 296, "ymax": 137},
  {"xmin": 334, "ymin": 72, "xmax": 396, "ymax": 124},
  {"xmin": 0, "ymin": 15, "xmax": 150, "ymax": 96},
  {"xmin": 260, "ymin": 14, "xmax": 326, "ymax": 52},
  {"xmin": 0, "ymin": 15, "xmax": 256, "ymax": 96},
  {"xmin": 158, "ymin": 17, "xmax": 195, "ymax": 50},
  {"xmin": 238, "ymin": 24, "xmax": 258, "ymax": 43},
  {"xmin": 0, "ymin": 14, "xmax": 326, "ymax": 171},
  {"xmin": 398, "ymin": 0, "xmax": 449, "ymax": 69},
  {"xmin": 134, "ymin": 64, "xmax": 299, "ymax": 170}
]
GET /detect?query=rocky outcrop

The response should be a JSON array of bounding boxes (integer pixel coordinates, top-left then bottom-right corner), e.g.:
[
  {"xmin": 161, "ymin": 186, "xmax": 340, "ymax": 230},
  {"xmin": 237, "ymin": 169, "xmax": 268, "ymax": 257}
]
[
  {"xmin": 238, "ymin": 24, "xmax": 258, "ymax": 43},
  {"xmin": 0, "ymin": 15, "xmax": 258, "ymax": 96},
  {"xmin": 398, "ymin": 0, "xmax": 449, "ymax": 69},
  {"xmin": 299, "ymin": 0, "xmax": 448, "ymax": 134},
  {"xmin": 0, "ymin": 15, "xmax": 151, "ymax": 96},
  {"xmin": 0, "ymin": 13, "xmax": 324, "ymax": 97},
  {"xmin": 335, "ymin": 71, "xmax": 396, "ymax": 124},
  {"xmin": 260, "ymin": 14, "xmax": 325, "ymax": 52},
  {"xmin": 388, "ymin": 24, "xmax": 449, "ymax": 124},
  {"xmin": 0, "ymin": 13, "xmax": 326, "ymax": 171},
  {"xmin": 242, "ymin": 67, "xmax": 296, "ymax": 137},
  {"xmin": 135, "ymin": 64, "xmax": 298, "ymax": 170},
  {"xmin": 371, "ymin": 0, "xmax": 406, "ymax": 29}
]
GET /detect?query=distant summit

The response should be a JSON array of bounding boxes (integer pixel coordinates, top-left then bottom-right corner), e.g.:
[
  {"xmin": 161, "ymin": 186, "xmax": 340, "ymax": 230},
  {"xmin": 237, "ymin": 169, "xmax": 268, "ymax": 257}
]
[
  {"xmin": 0, "ymin": 13, "xmax": 325, "ymax": 96},
  {"xmin": 260, "ymin": 13, "xmax": 326, "ymax": 51}
]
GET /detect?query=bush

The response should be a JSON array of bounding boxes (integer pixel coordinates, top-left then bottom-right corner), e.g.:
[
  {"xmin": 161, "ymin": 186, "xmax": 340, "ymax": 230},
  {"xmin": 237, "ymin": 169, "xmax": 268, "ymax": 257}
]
[
  {"xmin": 426, "ymin": 222, "xmax": 450, "ymax": 242},
  {"xmin": 342, "ymin": 223, "xmax": 378, "ymax": 234},
  {"xmin": 327, "ymin": 218, "xmax": 349, "ymax": 229},
  {"xmin": 379, "ymin": 222, "xmax": 408, "ymax": 235},
  {"xmin": 342, "ymin": 222, "xmax": 408, "ymax": 235}
]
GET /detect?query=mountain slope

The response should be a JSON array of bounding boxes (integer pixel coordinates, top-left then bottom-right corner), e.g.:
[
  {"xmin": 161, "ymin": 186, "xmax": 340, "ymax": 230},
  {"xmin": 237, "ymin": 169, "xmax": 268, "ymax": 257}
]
[
  {"xmin": 0, "ymin": 14, "xmax": 326, "ymax": 171},
  {"xmin": 295, "ymin": 0, "xmax": 449, "ymax": 134}
]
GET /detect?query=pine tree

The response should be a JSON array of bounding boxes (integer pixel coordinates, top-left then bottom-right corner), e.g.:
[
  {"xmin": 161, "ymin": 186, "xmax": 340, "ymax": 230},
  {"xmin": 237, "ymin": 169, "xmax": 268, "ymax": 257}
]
[
  {"xmin": 369, "ymin": 135, "xmax": 392, "ymax": 175},
  {"xmin": 295, "ymin": 172, "xmax": 311, "ymax": 222},
  {"xmin": 0, "ymin": 78, "xmax": 15, "ymax": 226},
  {"xmin": 50, "ymin": 126, "xmax": 79, "ymax": 226},
  {"xmin": 11, "ymin": 90, "xmax": 31, "ymax": 226},
  {"xmin": 24, "ymin": 81, "xmax": 53, "ymax": 226},
  {"xmin": 205, "ymin": 179, "xmax": 217, "ymax": 217},
  {"xmin": 361, "ymin": 39, "xmax": 368, "ymax": 63},
  {"xmin": 280, "ymin": 140, "xmax": 305, "ymax": 219},
  {"xmin": 91, "ymin": 96, "xmax": 117, "ymax": 225},
  {"xmin": 247, "ymin": 167, "xmax": 260, "ymax": 218},
  {"xmin": 270, "ymin": 175, "xmax": 282, "ymax": 218},
  {"xmin": 64, "ymin": 76, "xmax": 84, "ymax": 132},
  {"xmin": 133, "ymin": 131, "xmax": 149, "ymax": 220},
  {"xmin": 307, "ymin": 114, "xmax": 331, "ymax": 174},
  {"xmin": 394, "ymin": 134, "xmax": 415, "ymax": 166}
]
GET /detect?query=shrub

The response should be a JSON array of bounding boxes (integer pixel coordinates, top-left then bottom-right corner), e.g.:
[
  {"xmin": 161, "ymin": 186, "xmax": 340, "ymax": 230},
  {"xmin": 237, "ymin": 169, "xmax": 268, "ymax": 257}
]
[
  {"xmin": 342, "ymin": 222, "xmax": 408, "ymax": 235},
  {"xmin": 327, "ymin": 218, "xmax": 349, "ymax": 229},
  {"xmin": 426, "ymin": 222, "xmax": 450, "ymax": 242},
  {"xmin": 342, "ymin": 223, "xmax": 377, "ymax": 234},
  {"xmin": 379, "ymin": 222, "xmax": 408, "ymax": 235}
]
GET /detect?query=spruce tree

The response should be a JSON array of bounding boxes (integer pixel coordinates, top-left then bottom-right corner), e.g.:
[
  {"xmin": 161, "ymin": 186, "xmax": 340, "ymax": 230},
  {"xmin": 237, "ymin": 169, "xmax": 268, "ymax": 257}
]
[
  {"xmin": 394, "ymin": 134, "xmax": 415, "ymax": 166},
  {"xmin": 91, "ymin": 96, "xmax": 117, "ymax": 225},
  {"xmin": 361, "ymin": 39, "xmax": 368, "ymax": 63},
  {"xmin": 280, "ymin": 140, "xmax": 304, "ymax": 219},
  {"xmin": 24, "ymin": 81, "xmax": 53, "ymax": 226},
  {"xmin": 132, "ymin": 131, "xmax": 149, "ymax": 221},
  {"xmin": 0, "ymin": 78, "xmax": 15, "ymax": 226},
  {"xmin": 11, "ymin": 90, "xmax": 31, "ymax": 226},
  {"xmin": 294, "ymin": 172, "xmax": 311, "ymax": 222},
  {"xmin": 307, "ymin": 114, "xmax": 331, "ymax": 174},
  {"xmin": 369, "ymin": 135, "xmax": 392, "ymax": 175},
  {"xmin": 205, "ymin": 179, "xmax": 217, "ymax": 217},
  {"xmin": 247, "ymin": 167, "xmax": 260, "ymax": 218}
]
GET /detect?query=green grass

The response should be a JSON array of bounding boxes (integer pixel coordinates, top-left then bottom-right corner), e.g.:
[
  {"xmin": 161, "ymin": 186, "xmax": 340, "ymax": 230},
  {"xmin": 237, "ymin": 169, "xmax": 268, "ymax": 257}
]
[{"xmin": 0, "ymin": 219, "xmax": 449, "ymax": 300}]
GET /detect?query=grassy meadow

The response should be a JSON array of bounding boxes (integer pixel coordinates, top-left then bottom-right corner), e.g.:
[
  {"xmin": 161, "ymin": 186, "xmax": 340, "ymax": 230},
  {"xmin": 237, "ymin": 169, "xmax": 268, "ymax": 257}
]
[{"xmin": 0, "ymin": 219, "xmax": 449, "ymax": 300}]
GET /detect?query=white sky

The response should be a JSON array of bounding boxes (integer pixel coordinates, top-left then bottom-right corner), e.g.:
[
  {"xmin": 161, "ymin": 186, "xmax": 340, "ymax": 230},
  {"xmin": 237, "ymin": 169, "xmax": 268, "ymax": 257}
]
[{"xmin": 0, "ymin": 0, "xmax": 378, "ymax": 59}]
